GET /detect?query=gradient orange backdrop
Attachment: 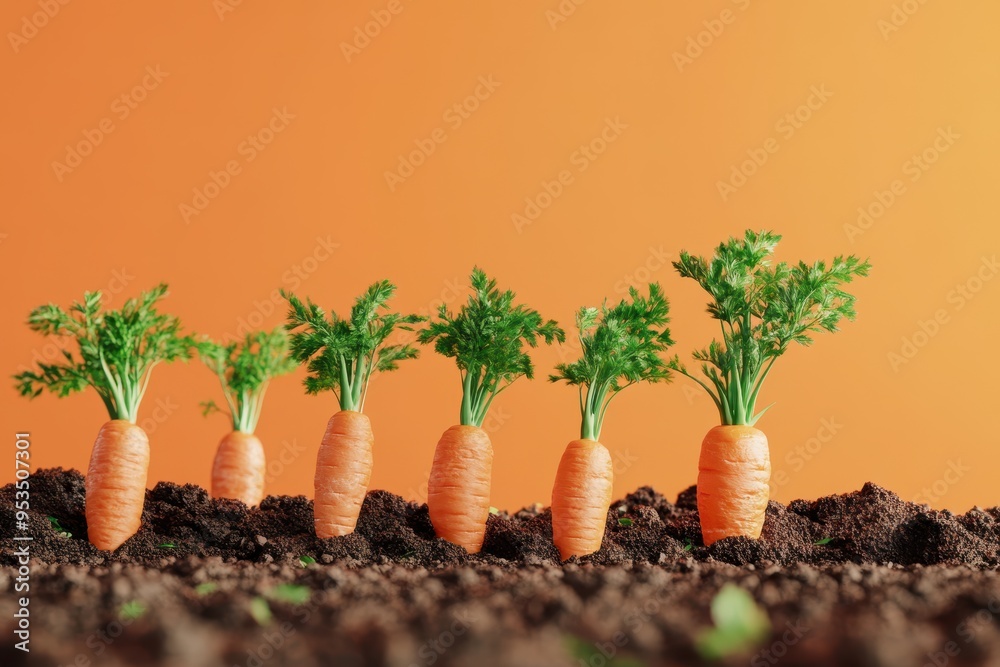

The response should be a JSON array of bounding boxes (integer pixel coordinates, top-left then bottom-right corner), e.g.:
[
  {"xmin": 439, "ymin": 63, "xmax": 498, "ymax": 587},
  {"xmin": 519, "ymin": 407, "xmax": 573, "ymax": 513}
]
[{"xmin": 3, "ymin": 2, "xmax": 999, "ymax": 513}]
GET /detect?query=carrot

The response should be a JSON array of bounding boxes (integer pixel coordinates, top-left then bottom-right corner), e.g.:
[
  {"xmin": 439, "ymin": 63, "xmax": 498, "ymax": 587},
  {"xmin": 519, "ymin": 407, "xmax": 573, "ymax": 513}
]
[
  {"xmin": 427, "ymin": 425, "xmax": 493, "ymax": 552},
  {"xmin": 549, "ymin": 284, "xmax": 675, "ymax": 559},
  {"xmin": 419, "ymin": 268, "xmax": 564, "ymax": 552},
  {"xmin": 550, "ymin": 439, "xmax": 613, "ymax": 559},
  {"xmin": 283, "ymin": 280, "xmax": 422, "ymax": 538},
  {"xmin": 314, "ymin": 410, "xmax": 374, "ymax": 537},
  {"xmin": 14, "ymin": 284, "xmax": 195, "ymax": 550},
  {"xmin": 85, "ymin": 420, "xmax": 150, "ymax": 551},
  {"xmin": 211, "ymin": 431, "xmax": 266, "ymax": 507},
  {"xmin": 199, "ymin": 328, "xmax": 296, "ymax": 506},
  {"xmin": 670, "ymin": 230, "xmax": 870, "ymax": 545},
  {"xmin": 697, "ymin": 425, "xmax": 770, "ymax": 546}
]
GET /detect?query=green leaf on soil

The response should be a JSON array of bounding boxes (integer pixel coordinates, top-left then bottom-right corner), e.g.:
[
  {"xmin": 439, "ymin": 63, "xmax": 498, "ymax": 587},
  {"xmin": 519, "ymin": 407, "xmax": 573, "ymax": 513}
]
[
  {"xmin": 194, "ymin": 583, "xmax": 218, "ymax": 596},
  {"xmin": 618, "ymin": 518, "xmax": 634, "ymax": 527},
  {"xmin": 489, "ymin": 506, "xmax": 499, "ymax": 515},
  {"xmin": 119, "ymin": 601, "xmax": 147, "ymax": 621},
  {"xmin": 813, "ymin": 537, "xmax": 834, "ymax": 546},
  {"xmin": 270, "ymin": 584, "xmax": 311, "ymax": 605},
  {"xmin": 157, "ymin": 542, "xmax": 177, "ymax": 549},
  {"xmin": 299, "ymin": 555, "xmax": 316, "ymax": 567},
  {"xmin": 250, "ymin": 597, "xmax": 272, "ymax": 625},
  {"xmin": 46, "ymin": 516, "xmax": 71, "ymax": 538},
  {"xmin": 683, "ymin": 538, "xmax": 694, "ymax": 552},
  {"xmin": 696, "ymin": 584, "xmax": 771, "ymax": 660}
]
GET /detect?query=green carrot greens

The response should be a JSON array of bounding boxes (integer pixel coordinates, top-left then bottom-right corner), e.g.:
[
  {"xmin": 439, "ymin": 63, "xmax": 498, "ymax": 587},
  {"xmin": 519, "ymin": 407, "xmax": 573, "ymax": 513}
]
[
  {"xmin": 198, "ymin": 328, "xmax": 296, "ymax": 434},
  {"xmin": 14, "ymin": 284, "xmax": 195, "ymax": 423},
  {"xmin": 669, "ymin": 230, "xmax": 870, "ymax": 426},
  {"xmin": 418, "ymin": 268, "xmax": 565, "ymax": 427},
  {"xmin": 550, "ymin": 283, "xmax": 674, "ymax": 441},
  {"xmin": 282, "ymin": 280, "xmax": 422, "ymax": 412}
]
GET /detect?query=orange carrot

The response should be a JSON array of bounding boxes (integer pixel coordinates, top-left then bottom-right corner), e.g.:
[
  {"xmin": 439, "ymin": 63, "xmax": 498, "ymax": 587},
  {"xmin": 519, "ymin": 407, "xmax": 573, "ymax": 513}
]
[
  {"xmin": 14, "ymin": 285, "xmax": 195, "ymax": 551},
  {"xmin": 199, "ymin": 328, "xmax": 296, "ymax": 507},
  {"xmin": 418, "ymin": 268, "xmax": 564, "ymax": 552},
  {"xmin": 697, "ymin": 425, "xmax": 771, "ymax": 546},
  {"xmin": 85, "ymin": 420, "xmax": 150, "ymax": 551},
  {"xmin": 427, "ymin": 425, "xmax": 494, "ymax": 553},
  {"xmin": 314, "ymin": 410, "xmax": 375, "ymax": 538},
  {"xmin": 670, "ymin": 230, "xmax": 869, "ymax": 545},
  {"xmin": 549, "ymin": 284, "xmax": 674, "ymax": 560},
  {"xmin": 551, "ymin": 439, "xmax": 614, "ymax": 560},
  {"xmin": 283, "ymin": 281, "xmax": 423, "ymax": 539},
  {"xmin": 211, "ymin": 431, "xmax": 266, "ymax": 507}
]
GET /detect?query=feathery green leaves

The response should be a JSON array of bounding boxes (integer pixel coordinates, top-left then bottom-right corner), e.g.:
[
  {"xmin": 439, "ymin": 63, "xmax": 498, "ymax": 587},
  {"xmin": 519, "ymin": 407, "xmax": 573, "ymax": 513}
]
[
  {"xmin": 418, "ymin": 267, "xmax": 564, "ymax": 427},
  {"xmin": 669, "ymin": 230, "xmax": 870, "ymax": 426},
  {"xmin": 198, "ymin": 328, "xmax": 296, "ymax": 433},
  {"xmin": 282, "ymin": 280, "xmax": 422, "ymax": 412},
  {"xmin": 550, "ymin": 283, "xmax": 674, "ymax": 441},
  {"xmin": 13, "ymin": 284, "xmax": 195, "ymax": 423}
]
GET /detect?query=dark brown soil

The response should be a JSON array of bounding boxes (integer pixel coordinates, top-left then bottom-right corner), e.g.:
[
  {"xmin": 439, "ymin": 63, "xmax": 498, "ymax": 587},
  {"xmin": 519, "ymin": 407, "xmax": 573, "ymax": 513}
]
[{"xmin": 3, "ymin": 469, "xmax": 1000, "ymax": 666}]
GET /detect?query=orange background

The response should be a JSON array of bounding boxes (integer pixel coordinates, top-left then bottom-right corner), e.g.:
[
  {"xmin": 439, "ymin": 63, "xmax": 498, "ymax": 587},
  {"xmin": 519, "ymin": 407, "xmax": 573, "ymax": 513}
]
[{"xmin": 3, "ymin": 2, "xmax": 999, "ymax": 513}]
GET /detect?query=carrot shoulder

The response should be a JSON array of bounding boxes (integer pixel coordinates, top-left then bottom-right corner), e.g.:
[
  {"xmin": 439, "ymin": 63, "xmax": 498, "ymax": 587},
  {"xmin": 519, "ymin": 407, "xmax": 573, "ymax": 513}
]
[
  {"xmin": 314, "ymin": 410, "xmax": 374, "ymax": 538},
  {"xmin": 427, "ymin": 425, "xmax": 493, "ymax": 554},
  {"xmin": 85, "ymin": 420, "xmax": 150, "ymax": 551},
  {"xmin": 697, "ymin": 425, "xmax": 770, "ymax": 546},
  {"xmin": 211, "ymin": 431, "xmax": 266, "ymax": 506},
  {"xmin": 551, "ymin": 439, "xmax": 613, "ymax": 560}
]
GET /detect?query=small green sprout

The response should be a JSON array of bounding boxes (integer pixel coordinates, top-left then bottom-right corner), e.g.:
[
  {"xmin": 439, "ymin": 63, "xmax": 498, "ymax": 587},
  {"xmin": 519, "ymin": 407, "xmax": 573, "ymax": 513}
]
[
  {"xmin": 119, "ymin": 601, "xmax": 147, "ymax": 621},
  {"xmin": 269, "ymin": 584, "xmax": 310, "ymax": 605},
  {"xmin": 299, "ymin": 555, "xmax": 316, "ymax": 567},
  {"xmin": 696, "ymin": 584, "xmax": 770, "ymax": 660},
  {"xmin": 250, "ymin": 597, "xmax": 272, "ymax": 625},
  {"xmin": 683, "ymin": 538, "xmax": 694, "ymax": 552},
  {"xmin": 194, "ymin": 583, "xmax": 218, "ymax": 596},
  {"xmin": 157, "ymin": 542, "xmax": 177, "ymax": 549},
  {"xmin": 47, "ymin": 516, "xmax": 71, "ymax": 538},
  {"xmin": 489, "ymin": 506, "xmax": 499, "ymax": 515},
  {"xmin": 618, "ymin": 518, "xmax": 634, "ymax": 527},
  {"xmin": 813, "ymin": 537, "xmax": 834, "ymax": 546}
]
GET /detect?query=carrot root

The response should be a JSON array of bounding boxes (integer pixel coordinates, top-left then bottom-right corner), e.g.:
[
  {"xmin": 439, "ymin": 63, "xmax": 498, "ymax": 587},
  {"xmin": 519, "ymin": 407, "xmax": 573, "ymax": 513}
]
[
  {"xmin": 427, "ymin": 425, "xmax": 493, "ymax": 554},
  {"xmin": 85, "ymin": 420, "xmax": 150, "ymax": 551},
  {"xmin": 697, "ymin": 424, "xmax": 771, "ymax": 546},
  {"xmin": 551, "ymin": 438, "xmax": 614, "ymax": 560},
  {"xmin": 211, "ymin": 431, "xmax": 266, "ymax": 507},
  {"xmin": 314, "ymin": 410, "xmax": 374, "ymax": 538}
]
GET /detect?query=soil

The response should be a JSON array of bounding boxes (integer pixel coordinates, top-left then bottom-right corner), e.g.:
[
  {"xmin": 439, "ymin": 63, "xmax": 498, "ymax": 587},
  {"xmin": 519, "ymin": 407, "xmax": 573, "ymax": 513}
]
[{"xmin": 3, "ymin": 468, "xmax": 1000, "ymax": 666}]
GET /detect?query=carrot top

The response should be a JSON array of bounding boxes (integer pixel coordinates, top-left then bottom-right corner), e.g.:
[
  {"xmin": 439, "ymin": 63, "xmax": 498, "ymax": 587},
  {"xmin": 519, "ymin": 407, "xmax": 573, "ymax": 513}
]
[
  {"xmin": 282, "ymin": 280, "xmax": 422, "ymax": 412},
  {"xmin": 550, "ymin": 283, "xmax": 675, "ymax": 441},
  {"xmin": 198, "ymin": 328, "xmax": 296, "ymax": 433},
  {"xmin": 670, "ymin": 230, "xmax": 871, "ymax": 426},
  {"xmin": 419, "ymin": 267, "xmax": 564, "ymax": 427},
  {"xmin": 14, "ymin": 284, "xmax": 196, "ymax": 423}
]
